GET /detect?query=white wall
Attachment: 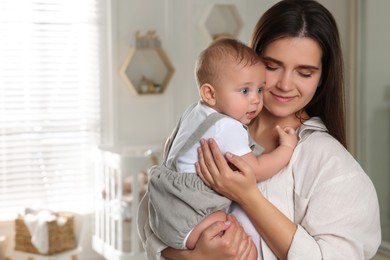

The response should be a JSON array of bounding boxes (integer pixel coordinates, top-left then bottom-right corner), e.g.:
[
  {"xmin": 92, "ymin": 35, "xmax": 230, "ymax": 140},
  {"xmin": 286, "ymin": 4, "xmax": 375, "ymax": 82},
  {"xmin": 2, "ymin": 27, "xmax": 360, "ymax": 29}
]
[{"xmin": 359, "ymin": 0, "xmax": 390, "ymax": 246}]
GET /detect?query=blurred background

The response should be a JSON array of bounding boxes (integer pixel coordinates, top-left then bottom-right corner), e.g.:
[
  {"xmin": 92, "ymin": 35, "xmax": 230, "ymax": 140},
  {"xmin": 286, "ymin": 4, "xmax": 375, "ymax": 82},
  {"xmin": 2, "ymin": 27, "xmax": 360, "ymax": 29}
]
[{"xmin": 0, "ymin": 0, "xmax": 388, "ymax": 259}]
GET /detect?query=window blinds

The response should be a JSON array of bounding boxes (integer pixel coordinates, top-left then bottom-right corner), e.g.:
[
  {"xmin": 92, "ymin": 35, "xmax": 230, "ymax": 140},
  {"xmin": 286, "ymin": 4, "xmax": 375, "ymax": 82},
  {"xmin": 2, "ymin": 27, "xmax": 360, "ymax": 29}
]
[{"xmin": 0, "ymin": 0, "xmax": 103, "ymax": 220}]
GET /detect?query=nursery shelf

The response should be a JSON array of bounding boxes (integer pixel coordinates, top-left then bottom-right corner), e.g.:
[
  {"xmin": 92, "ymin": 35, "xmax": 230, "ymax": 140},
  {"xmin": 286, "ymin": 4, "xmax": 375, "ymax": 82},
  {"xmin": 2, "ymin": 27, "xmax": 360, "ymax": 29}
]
[
  {"xmin": 199, "ymin": 3, "xmax": 244, "ymax": 42},
  {"xmin": 119, "ymin": 47, "xmax": 175, "ymax": 96}
]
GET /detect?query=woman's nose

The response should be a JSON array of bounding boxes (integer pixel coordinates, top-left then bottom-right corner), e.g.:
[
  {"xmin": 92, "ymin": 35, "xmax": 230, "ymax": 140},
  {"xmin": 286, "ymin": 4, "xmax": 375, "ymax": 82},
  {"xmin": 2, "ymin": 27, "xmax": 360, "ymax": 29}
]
[{"xmin": 277, "ymin": 72, "xmax": 293, "ymax": 90}]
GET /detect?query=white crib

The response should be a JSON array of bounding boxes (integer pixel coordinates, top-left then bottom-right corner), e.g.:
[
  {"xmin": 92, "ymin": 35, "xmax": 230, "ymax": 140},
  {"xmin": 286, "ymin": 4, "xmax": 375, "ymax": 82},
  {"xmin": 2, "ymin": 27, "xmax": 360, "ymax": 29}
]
[{"xmin": 92, "ymin": 146, "xmax": 161, "ymax": 260}]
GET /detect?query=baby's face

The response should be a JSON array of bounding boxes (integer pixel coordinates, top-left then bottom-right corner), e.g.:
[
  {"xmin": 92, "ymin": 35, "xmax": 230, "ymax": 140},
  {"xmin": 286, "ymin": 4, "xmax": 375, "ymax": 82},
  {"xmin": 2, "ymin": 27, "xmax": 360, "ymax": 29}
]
[{"xmin": 213, "ymin": 61, "xmax": 265, "ymax": 125}]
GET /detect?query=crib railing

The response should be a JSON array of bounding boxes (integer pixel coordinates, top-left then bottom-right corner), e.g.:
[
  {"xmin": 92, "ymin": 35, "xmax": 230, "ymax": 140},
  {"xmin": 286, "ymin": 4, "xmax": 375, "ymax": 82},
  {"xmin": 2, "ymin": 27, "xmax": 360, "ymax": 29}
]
[{"xmin": 92, "ymin": 146, "xmax": 160, "ymax": 260}]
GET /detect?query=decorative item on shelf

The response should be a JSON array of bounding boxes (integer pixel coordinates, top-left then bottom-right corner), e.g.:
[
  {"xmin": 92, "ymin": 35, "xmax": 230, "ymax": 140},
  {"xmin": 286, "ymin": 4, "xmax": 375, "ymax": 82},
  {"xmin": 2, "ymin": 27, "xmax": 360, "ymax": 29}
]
[
  {"xmin": 119, "ymin": 30, "xmax": 175, "ymax": 95},
  {"xmin": 153, "ymin": 83, "xmax": 162, "ymax": 93},
  {"xmin": 135, "ymin": 30, "xmax": 161, "ymax": 48},
  {"xmin": 139, "ymin": 76, "xmax": 150, "ymax": 94},
  {"xmin": 199, "ymin": 3, "xmax": 244, "ymax": 43},
  {"xmin": 138, "ymin": 76, "xmax": 163, "ymax": 94}
]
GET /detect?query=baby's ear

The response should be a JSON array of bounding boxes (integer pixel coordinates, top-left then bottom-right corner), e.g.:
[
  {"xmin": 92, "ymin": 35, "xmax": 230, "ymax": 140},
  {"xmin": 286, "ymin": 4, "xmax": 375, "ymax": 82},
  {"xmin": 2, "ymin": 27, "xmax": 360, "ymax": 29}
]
[{"xmin": 200, "ymin": 83, "xmax": 216, "ymax": 106}]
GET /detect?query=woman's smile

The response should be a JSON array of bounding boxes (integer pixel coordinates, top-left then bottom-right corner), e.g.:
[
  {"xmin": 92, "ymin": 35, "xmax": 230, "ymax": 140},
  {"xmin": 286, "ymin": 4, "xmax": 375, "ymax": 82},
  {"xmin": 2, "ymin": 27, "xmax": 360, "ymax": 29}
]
[{"xmin": 269, "ymin": 92, "xmax": 296, "ymax": 103}]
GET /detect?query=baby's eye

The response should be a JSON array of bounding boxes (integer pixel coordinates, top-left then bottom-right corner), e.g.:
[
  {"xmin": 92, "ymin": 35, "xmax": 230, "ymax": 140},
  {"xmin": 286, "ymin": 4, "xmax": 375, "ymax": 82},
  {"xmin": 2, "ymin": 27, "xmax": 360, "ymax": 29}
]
[
  {"xmin": 257, "ymin": 87, "xmax": 263, "ymax": 93},
  {"xmin": 240, "ymin": 88, "xmax": 249, "ymax": 94}
]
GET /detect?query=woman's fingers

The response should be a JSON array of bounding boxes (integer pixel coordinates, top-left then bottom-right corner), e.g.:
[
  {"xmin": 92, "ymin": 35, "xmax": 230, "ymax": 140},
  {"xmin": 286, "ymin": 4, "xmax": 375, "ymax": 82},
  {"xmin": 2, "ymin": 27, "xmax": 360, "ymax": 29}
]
[
  {"xmin": 235, "ymin": 236, "xmax": 254, "ymax": 260},
  {"xmin": 206, "ymin": 138, "xmax": 232, "ymax": 174},
  {"xmin": 245, "ymin": 238, "xmax": 258, "ymax": 260},
  {"xmin": 196, "ymin": 145, "xmax": 211, "ymax": 186},
  {"xmin": 225, "ymin": 215, "xmax": 253, "ymax": 259},
  {"xmin": 225, "ymin": 152, "xmax": 251, "ymax": 177},
  {"xmin": 202, "ymin": 139, "xmax": 222, "ymax": 174},
  {"xmin": 196, "ymin": 140, "xmax": 213, "ymax": 186},
  {"xmin": 201, "ymin": 219, "xmax": 232, "ymax": 239},
  {"xmin": 196, "ymin": 139, "xmax": 221, "ymax": 185},
  {"xmin": 195, "ymin": 163, "xmax": 209, "ymax": 186},
  {"xmin": 194, "ymin": 216, "xmax": 254, "ymax": 260}
]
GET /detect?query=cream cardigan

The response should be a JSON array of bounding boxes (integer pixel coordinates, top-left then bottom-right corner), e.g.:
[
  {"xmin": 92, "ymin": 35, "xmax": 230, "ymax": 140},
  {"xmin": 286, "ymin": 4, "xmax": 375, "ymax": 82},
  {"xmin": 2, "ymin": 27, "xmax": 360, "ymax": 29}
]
[{"xmin": 137, "ymin": 117, "xmax": 381, "ymax": 260}]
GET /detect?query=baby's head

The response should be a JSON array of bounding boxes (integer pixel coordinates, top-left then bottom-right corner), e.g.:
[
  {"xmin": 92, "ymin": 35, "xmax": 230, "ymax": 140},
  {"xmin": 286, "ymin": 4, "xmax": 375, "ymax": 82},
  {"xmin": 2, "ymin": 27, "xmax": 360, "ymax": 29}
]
[{"xmin": 195, "ymin": 38, "xmax": 265, "ymax": 125}]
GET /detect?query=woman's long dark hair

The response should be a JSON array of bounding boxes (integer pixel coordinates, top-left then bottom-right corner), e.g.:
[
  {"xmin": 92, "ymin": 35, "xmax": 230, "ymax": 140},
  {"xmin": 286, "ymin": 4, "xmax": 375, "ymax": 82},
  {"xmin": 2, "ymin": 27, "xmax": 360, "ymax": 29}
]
[{"xmin": 250, "ymin": 0, "xmax": 347, "ymax": 148}]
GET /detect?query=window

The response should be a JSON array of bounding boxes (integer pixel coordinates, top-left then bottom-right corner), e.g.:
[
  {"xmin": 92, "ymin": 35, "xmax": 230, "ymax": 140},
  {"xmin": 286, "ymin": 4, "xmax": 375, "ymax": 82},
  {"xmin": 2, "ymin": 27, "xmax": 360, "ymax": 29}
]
[{"xmin": 0, "ymin": 0, "xmax": 105, "ymax": 220}]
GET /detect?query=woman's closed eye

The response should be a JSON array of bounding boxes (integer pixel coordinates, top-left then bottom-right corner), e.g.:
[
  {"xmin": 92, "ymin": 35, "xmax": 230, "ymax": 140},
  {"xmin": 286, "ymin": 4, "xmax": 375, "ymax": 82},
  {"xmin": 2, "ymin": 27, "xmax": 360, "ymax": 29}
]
[
  {"xmin": 265, "ymin": 63, "xmax": 315, "ymax": 78},
  {"xmin": 265, "ymin": 64, "xmax": 278, "ymax": 71},
  {"xmin": 297, "ymin": 70, "xmax": 312, "ymax": 78}
]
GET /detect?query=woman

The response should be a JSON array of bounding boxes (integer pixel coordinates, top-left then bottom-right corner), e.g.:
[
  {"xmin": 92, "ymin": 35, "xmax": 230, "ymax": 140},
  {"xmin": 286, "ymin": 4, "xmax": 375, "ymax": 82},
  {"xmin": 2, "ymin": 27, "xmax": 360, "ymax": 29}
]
[{"xmin": 138, "ymin": 0, "xmax": 381, "ymax": 259}]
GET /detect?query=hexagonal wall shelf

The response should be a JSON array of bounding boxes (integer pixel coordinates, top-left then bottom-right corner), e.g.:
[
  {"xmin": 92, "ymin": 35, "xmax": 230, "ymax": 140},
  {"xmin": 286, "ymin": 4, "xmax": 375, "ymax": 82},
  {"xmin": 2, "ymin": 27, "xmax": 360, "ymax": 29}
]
[
  {"xmin": 119, "ymin": 46, "xmax": 175, "ymax": 96},
  {"xmin": 199, "ymin": 4, "xmax": 244, "ymax": 43}
]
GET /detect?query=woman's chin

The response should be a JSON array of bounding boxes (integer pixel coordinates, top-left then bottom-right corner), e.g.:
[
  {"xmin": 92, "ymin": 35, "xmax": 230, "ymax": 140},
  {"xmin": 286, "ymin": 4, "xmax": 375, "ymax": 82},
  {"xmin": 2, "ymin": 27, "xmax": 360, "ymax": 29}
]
[{"xmin": 262, "ymin": 106, "xmax": 295, "ymax": 119}]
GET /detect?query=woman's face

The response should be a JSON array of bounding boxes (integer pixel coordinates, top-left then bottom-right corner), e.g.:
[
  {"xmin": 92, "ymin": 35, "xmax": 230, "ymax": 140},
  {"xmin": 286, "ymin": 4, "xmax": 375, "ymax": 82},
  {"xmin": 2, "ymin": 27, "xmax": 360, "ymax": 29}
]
[{"xmin": 261, "ymin": 37, "xmax": 322, "ymax": 119}]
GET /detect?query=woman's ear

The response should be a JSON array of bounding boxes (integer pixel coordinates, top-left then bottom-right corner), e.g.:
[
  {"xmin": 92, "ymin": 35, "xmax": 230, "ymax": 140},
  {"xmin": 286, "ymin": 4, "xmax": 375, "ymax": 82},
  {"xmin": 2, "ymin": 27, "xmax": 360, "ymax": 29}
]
[{"xmin": 200, "ymin": 83, "xmax": 216, "ymax": 106}]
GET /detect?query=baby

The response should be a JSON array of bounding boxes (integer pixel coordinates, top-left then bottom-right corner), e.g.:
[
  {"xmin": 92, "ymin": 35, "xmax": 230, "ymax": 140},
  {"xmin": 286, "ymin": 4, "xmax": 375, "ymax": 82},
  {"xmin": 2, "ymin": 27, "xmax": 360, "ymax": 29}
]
[{"xmin": 147, "ymin": 38, "xmax": 298, "ymax": 259}]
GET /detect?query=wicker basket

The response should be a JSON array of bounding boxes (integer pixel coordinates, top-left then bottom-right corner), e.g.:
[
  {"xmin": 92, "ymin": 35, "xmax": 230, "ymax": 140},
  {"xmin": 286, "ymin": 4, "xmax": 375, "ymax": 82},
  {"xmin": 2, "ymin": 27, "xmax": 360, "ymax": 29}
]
[{"xmin": 14, "ymin": 212, "xmax": 76, "ymax": 255}]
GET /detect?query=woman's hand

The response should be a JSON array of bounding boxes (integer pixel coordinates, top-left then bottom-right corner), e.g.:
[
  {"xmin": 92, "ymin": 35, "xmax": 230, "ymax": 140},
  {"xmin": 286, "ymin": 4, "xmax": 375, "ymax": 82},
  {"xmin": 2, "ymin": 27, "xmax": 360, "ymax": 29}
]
[
  {"xmin": 162, "ymin": 215, "xmax": 256, "ymax": 260},
  {"xmin": 196, "ymin": 138, "xmax": 258, "ymax": 204},
  {"xmin": 195, "ymin": 214, "xmax": 256, "ymax": 260},
  {"xmin": 196, "ymin": 138, "xmax": 297, "ymax": 260}
]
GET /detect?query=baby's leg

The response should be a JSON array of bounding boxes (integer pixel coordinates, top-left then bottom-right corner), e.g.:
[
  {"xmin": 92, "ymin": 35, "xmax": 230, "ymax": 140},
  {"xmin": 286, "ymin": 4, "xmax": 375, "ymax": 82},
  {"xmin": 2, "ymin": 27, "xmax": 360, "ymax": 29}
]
[{"xmin": 185, "ymin": 210, "xmax": 227, "ymax": 249}]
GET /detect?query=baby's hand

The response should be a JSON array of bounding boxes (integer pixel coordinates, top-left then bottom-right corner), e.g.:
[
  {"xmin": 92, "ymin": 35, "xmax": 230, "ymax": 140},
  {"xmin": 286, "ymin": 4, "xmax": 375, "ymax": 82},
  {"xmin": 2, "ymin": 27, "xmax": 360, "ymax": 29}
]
[{"xmin": 275, "ymin": 125, "xmax": 298, "ymax": 150}]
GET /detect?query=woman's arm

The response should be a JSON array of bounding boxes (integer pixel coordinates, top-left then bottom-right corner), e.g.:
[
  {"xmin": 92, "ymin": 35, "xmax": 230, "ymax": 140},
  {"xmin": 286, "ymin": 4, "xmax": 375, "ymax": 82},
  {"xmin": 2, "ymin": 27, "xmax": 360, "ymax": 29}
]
[
  {"xmin": 138, "ymin": 192, "xmax": 255, "ymax": 260},
  {"xmin": 196, "ymin": 138, "xmax": 297, "ymax": 260},
  {"xmin": 197, "ymin": 137, "xmax": 382, "ymax": 259},
  {"xmin": 162, "ymin": 214, "xmax": 256, "ymax": 260}
]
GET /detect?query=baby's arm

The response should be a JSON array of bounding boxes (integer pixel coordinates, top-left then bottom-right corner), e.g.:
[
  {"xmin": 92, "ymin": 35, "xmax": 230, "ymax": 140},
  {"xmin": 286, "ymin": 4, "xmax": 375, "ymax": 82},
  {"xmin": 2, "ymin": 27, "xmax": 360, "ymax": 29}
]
[{"xmin": 241, "ymin": 125, "xmax": 298, "ymax": 181}]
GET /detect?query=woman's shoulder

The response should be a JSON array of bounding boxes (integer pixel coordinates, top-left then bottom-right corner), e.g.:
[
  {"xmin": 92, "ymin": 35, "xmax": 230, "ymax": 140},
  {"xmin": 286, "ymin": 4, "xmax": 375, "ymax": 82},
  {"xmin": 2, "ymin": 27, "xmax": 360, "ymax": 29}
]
[
  {"xmin": 297, "ymin": 117, "xmax": 345, "ymax": 153},
  {"xmin": 293, "ymin": 117, "xmax": 370, "ymax": 195},
  {"xmin": 298, "ymin": 117, "xmax": 329, "ymax": 139}
]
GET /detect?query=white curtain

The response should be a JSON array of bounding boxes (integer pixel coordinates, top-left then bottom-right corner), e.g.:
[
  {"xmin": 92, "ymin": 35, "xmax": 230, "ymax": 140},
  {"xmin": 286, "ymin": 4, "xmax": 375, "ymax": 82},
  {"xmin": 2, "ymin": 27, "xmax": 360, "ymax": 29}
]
[{"xmin": 0, "ymin": 0, "xmax": 105, "ymax": 220}]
